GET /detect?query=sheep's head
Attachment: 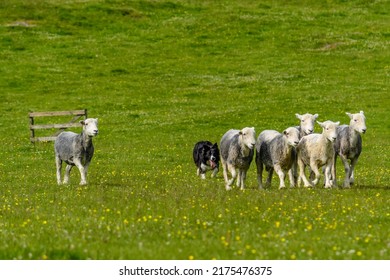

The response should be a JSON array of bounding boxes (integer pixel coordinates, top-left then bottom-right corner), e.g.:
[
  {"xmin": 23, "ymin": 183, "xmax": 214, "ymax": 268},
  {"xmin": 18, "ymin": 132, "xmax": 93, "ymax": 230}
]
[
  {"xmin": 239, "ymin": 127, "xmax": 256, "ymax": 150},
  {"xmin": 347, "ymin": 111, "xmax": 367, "ymax": 134},
  {"xmin": 283, "ymin": 127, "xmax": 300, "ymax": 147},
  {"xmin": 318, "ymin": 120, "xmax": 339, "ymax": 142},
  {"xmin": 81, "ymin": 118, "xmax": 99, "ymax": 137},
  {"xmin": 296, "ymin": 113, "xmax": 319, "ymax": 135}
]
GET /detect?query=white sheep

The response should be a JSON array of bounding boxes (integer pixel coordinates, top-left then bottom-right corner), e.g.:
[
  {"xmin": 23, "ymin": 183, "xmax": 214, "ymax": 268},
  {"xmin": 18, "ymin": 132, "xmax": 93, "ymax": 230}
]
[
  {"xmin": 297, "ymin": 120, "xmax": 339, "ymax": 188},
  {"xmin": 220, "ymin": 127, "xmax": 256, "ymax": 190},
  {"xmin": 54, "ymin": 118, "xmax": 99, "ymax": 185},
  {"xmin": 296, "ymin": 113, "xmax": 319, "ymax": 138},
  {"xmin": 333, "ymin": 111, "xmax": 367, "ymax": 188},
  {"xmin": 256, "ymin": 127, "xmax": 300, "ymax": 189}
]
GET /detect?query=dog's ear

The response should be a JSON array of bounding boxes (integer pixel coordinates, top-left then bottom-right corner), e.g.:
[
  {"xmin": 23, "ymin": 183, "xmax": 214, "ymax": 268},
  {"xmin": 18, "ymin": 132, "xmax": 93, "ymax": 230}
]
[{"xmin": 212, "ymin": 143, "xmax": 218, "ymax": 148}]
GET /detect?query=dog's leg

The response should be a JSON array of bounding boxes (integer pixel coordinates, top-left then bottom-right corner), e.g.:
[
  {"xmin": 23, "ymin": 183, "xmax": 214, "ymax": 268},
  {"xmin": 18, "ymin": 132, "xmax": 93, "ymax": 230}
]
[{"xmin": 211, "ymin": 167, "xmax": 218, "ymax": 178}]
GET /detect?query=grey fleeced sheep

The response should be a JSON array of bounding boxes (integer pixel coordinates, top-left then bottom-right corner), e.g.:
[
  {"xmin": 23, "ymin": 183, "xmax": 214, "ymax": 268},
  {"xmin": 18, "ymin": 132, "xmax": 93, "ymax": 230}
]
[
  {"xmin": 296, "ymin": 113, "xmax": 319, "ymax": 138},
  {"xmin": 256, "ymin": 127, "xmax": 300, "ymax": 189},
  {"xmin": 333, "ymin": 111, "xmax": 367, "ymax": 188},
  {"xmin": 220, "ymin": 127, "xmax": 256, "ymax": 190},
  {"xmin": 54, "ymin": 118, "xmax": 99, "ymax": 185},
  {"xmin": 297, "ymin": 120, "xmax": 339, "ymax": 188}
]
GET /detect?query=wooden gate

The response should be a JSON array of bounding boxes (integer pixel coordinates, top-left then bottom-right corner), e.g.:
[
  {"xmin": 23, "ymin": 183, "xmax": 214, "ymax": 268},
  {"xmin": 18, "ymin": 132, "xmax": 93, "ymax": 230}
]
[{"xmin": 29, "ymin": 109, "xmax": 87, "ymax": 143}]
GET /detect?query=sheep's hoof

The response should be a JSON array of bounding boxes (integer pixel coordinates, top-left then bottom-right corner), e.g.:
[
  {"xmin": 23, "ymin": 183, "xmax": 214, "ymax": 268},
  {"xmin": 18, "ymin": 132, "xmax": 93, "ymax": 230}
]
[
  {"xmin": 225, "ymin": 185, "xmax": 232, "ymax": 191},
  {"xmin": 80, "ymin": 181, "xmax": 87, "ymax": 186}
]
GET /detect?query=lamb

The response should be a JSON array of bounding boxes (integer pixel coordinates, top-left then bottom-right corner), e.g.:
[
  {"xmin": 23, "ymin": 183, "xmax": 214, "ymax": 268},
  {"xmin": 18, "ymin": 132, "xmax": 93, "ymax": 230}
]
[
  {"xmin": 256, "ymin": 127, "xmax": 300, "ymax": 189},
  {"xmin": 332, "ymin": 111, "xmax": 367, "ymax": 188},
  {"xmin": 220, "ymin": 127, "xmax": 256, "ymax": 190},
  {"xmin": 295, "ymin": 113, "xmax": 319, "ymax": 138},
  {"xmin": 297, "ymin": 120, "xmax": 339, "ymax": 188},
  {"xmin": 54, "ymin": 118, "xmax": 99, "ymax": 185}
]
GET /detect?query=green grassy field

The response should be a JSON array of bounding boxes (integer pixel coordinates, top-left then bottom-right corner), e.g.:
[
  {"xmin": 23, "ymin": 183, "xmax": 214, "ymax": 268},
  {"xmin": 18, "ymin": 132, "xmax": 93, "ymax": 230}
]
[{"xmin": 0, "ymin": 0, "xmax": 389, "ymax": 260}]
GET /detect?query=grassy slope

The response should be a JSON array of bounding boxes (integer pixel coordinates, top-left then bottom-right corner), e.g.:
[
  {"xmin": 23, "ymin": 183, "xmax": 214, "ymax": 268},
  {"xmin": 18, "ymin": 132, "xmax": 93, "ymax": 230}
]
[{"xmin": 0, "ymin": 0, "xmax": 389, "ymax": 259}]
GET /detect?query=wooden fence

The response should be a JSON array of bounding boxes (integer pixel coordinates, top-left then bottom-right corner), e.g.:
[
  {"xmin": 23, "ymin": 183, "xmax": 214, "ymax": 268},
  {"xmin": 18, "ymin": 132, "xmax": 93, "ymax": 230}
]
[{"xmin": 29, "ymin": 109, "xmax": 87, "ymax": 143}]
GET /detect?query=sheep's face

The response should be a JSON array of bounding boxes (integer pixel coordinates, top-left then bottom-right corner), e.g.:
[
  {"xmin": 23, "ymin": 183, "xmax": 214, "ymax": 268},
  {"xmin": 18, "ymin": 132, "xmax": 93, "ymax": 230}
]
[
  {"xmin": 239, "ymin": 127, "xmax": 256, "ymax": 150},
  {"xmin": 318, "ymin": 121, "xmax": 339, "ymax": 142},
  {"xmin": 296, "ymin": 113, "xmax": 319, "ymax": 135},
  {"xmin": 283, "ymin": 127, "xmax": 300, "ymax": 147},
  {"xmin": 81, "ymin": 118, "xmax": 99, "ymax": 137},
  {"xmin": 347, "ymin": 111, "xmax": 367, "ymax": 134}
]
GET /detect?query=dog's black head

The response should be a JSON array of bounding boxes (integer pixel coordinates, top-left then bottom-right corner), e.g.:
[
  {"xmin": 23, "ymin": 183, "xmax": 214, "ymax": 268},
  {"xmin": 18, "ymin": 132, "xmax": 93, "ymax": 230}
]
[
  {"xmin": 205, "ymin": 142, "xmax": 220, "ymax": 169},
  {"xmin": 202, "ymin": 143, "xmax": 219, "ymax": 169},
  {"xmin": 193, "ymin": 141, "xmax": 220, "ymax": 169}
]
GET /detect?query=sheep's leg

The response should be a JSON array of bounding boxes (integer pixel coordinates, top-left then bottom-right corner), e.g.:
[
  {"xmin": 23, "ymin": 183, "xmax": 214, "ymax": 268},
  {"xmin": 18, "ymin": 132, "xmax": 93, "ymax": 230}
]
[
  {"xmin": 274, "ymin": 164, "xmax": 286, "ymax": 189},
  {"xmin": 222, "ymin": 159, "xmax": 229, "ymax": 184},
  {"xmin": 289, "ymin": 159, "xmax": 298, "ymax": 188},
  {"xmin": 226, "ymin": 164, "xmax": 236, "ymax": 191},
  {"xmin": 236, "ymin": 171, "xmax": 241, "ymax": 188},
  {"xmin": 288, "ymin": 169, "xmax": 296, "ymax": 188},
  {"xmin": 84, "ymin": 161, "xmax": 91, "ymax": 182},
  {"xmin": 310, "ymin": 162, "xmax": 321, "ymax": 186},
  {"xmin": 298, "ymin": 158, "xmax": 312, "ymax": 187},
  {"xmin": 73, "ymin": 159, "xmax": 87, "ymax": 185},
  {"xmin": 324, "ymin": 163, "xmax": 333, "ymax": 188},
  {"xmin": 339, "ymin": 154, "xmax": 351, "ymax": 188},
  {"xmin": 265, "ymin": 167, "xmax": 273, "ymax": 188},
  {"xmin": 239, "ymin": 170, "xmax": 246, "ymax": 190},
  {"xmin": 55, "ymin": 156, "xmax": 62, "ymax": 185},
  {"xmin": 331, "ymin": 153, "xmax": 338, "ymax": 187},
  {"xmin": 63, "ymin": 165, "xmax": 73, "ymax": 184},
  {"xmin": 349, "ymin": 157, "xmax": 359, "ymax": 186},
  {"xmin": 256, "ymin": 157, "xmax": 264, "ymax": 189}
]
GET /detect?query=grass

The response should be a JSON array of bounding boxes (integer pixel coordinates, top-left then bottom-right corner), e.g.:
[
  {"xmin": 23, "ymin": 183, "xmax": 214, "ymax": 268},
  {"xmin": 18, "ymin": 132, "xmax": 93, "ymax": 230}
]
[{"xmin": 0, "ymin": 0, "xmax": 389, "ymax": 260}]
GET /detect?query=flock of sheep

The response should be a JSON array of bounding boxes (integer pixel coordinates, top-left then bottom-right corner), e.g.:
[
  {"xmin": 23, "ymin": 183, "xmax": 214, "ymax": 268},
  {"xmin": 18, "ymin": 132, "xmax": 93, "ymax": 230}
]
[
  {"xmin": 52, "ymin": 111, "xmax": 367, "ymax": 191},
  {"xmin": 219, "ymin": 111, "xmax": 366, "ymax": 190}
]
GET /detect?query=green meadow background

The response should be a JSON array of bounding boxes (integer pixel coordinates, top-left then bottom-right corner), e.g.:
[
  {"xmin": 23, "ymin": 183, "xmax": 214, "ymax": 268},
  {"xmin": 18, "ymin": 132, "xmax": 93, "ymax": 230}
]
[{"xmin": 0, "ymin": 0, "xmax": 389, "ymax": 260}]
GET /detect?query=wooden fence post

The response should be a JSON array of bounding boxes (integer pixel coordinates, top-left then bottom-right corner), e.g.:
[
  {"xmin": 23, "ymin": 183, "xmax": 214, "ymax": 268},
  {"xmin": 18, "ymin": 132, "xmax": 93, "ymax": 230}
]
[{"xmin": 28, "ymin": 109, "xmax": 88, "ymax": 143}]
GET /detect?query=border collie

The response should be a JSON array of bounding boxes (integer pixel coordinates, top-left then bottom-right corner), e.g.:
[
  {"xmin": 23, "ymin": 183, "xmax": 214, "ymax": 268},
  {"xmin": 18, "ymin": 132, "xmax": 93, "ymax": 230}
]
[{"xmin": 193, "ymin": 141, "xmax": 220, "ymax": 179}]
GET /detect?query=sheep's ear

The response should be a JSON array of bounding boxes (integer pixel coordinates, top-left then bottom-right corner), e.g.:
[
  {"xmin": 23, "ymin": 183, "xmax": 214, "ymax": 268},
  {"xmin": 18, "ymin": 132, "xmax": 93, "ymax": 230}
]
[
  {"xmin": 346, "ymin": 112, "xmax": 353, "ymax": 119},
  {"xmin": 295, "ymin": 113, "xmax": 302, "ymax": 119},
  {"xmin": 239, "ymin": 131, "xmax": 243, "ymax": 135},
  {"xmin": 360, "ymin": 111, "xmax": 364, "ymax": 115},
  {"xmin": 316, "ymin": 121, "xmax": 323, "ymax": 127},
  {"xmin": 314, "ymin": 114, "xmax": 319, "ymax": 120},
  {"xmin": 336, "ymin": 121, "xmax": 340, "ymax": 126},
  {"xmin": 80, "ymin": 120, "xmax": 85, "ymax": 125}
]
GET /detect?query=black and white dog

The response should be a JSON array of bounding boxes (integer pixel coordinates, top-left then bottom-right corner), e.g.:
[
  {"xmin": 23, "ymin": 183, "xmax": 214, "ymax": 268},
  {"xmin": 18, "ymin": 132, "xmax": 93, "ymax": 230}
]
[{"xmin": 193, "ymin": 141, "xmax": 220, "ymax": 179}]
